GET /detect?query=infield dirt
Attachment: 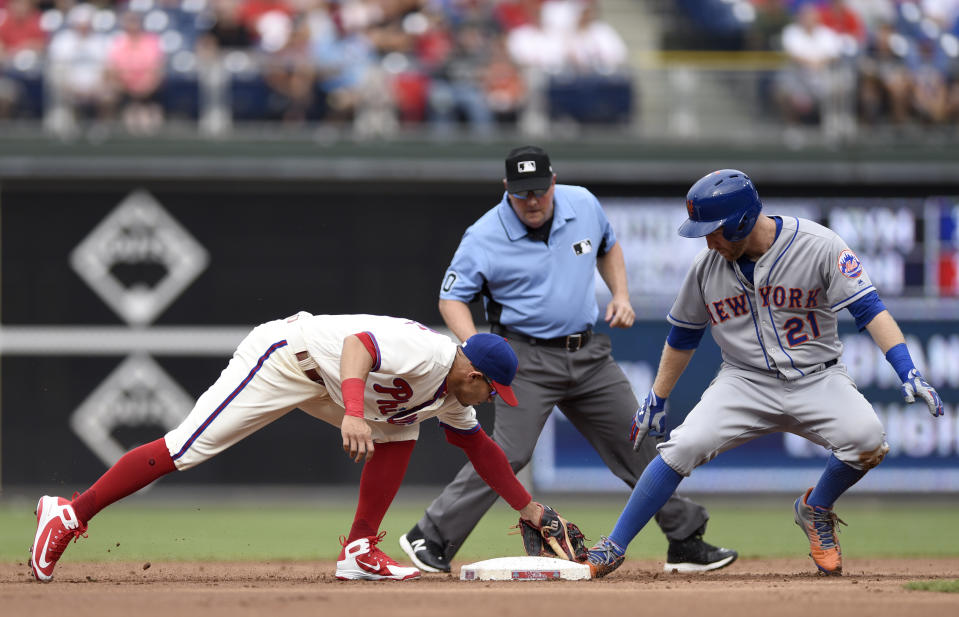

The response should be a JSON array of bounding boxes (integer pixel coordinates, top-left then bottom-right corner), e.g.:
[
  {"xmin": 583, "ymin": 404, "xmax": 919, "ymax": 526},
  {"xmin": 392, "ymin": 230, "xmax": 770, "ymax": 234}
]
[{"xmin": 2, "ymin": 557, "xmax": 958, "ymax": 617}]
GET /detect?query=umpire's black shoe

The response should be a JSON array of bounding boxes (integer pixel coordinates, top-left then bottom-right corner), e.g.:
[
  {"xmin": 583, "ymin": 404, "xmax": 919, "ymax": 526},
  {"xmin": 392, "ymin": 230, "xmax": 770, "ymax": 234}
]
[
  {"xmin": 665, "ymin": 526, "xmax": 737, "ymax": 573},
  {"xmin": 399, "ymin": 525, "xmax": 451, "ymax": 573}
]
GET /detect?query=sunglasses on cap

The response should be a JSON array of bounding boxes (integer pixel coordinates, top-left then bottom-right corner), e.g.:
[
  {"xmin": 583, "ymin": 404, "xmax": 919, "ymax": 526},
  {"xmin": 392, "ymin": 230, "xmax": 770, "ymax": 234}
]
[
  {"xmin": 509, "ymin": 188, "xmax": 550, "ymax": 199},
  {"xmin": 481, "ymin": 373, "xmax": 498, "ymax": 399}
]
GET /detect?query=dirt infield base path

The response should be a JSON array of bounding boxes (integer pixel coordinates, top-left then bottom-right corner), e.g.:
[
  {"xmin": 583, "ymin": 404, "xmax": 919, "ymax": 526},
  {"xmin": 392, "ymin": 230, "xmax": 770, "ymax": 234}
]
[{"xmin": 3, "ymin": 558, "xmax": 957, "ymax": 617}]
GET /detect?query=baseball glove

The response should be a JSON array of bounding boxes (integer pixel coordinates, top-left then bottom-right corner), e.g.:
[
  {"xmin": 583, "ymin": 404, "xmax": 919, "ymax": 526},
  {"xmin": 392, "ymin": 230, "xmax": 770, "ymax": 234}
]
[{"xmin": 511, "ymin": 503, "xmax": 588, "ymax": 562}]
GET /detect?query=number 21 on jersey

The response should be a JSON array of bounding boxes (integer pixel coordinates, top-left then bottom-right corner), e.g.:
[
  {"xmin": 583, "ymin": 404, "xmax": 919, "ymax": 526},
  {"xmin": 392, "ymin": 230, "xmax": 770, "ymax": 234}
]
[{"xmin": 784, "ymin": 312, "xmax": 821, "ymax": 347}]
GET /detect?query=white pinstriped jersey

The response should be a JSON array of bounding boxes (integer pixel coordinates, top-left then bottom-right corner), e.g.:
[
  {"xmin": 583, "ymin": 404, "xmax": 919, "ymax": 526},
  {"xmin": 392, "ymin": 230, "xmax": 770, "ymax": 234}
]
[
  {"xmin": 295, "ymin": 314, "xmax": 479, "ymax": 431},
  {"xmin": 667, "ymin": 217, "xmax": 875, "ymax": 380}
]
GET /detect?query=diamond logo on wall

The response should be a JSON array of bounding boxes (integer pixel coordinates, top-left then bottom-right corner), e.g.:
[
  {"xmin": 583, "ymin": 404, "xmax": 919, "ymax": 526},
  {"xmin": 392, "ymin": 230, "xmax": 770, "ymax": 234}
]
[
  {"xmin": 70, "ymin": 190, "xmax": 209, "ymax": 325},
  {"xmin": 70, "ymin": 354, "xmax": 195, "ymax": 468}
]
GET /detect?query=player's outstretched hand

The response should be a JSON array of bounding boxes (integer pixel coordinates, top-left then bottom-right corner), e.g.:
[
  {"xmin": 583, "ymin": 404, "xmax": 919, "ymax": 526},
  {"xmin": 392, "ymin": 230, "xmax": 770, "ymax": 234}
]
[
  {"xmin": 901, "ymin": 368, "xmax": 944, "ymax": 417},
  {"xmin": 629, "ymin": 389, "xmax": 667, "ymax": 451},
  {"xmin": 341, "ymin": 415, "xmax": 374, "ymax": 462}
]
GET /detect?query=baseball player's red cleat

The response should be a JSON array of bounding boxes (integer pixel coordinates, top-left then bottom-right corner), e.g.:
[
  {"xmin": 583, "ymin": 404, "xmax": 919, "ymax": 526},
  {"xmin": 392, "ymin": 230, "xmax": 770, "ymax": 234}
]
[
  {"xmin": 794, "ymin": 487, "xmax": 846, "ymax": 576},
  {"xmin": 30, "ymin": 495, "xmax": 88, "ymax": 582},
  {"xmin": 336, "ymin": 532, "xmax": 420, "ymax": 581}
]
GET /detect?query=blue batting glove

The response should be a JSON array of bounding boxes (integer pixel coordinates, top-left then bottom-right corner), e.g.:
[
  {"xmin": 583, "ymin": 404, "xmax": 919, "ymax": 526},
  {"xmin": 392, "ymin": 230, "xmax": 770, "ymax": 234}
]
[
  {"xmin": 629, "ymin": 390, "xmax": 667, "ymax": 452},
  {"xmin": 901, "ymin": 368, "xmax": 943, "ymax": 417}
]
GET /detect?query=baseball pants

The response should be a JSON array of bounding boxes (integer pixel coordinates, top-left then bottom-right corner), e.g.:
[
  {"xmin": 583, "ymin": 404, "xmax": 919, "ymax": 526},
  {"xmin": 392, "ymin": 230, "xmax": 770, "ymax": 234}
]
[{"xmin": 659, "ymin": 362, "xmax": 887, "ymax": 476}]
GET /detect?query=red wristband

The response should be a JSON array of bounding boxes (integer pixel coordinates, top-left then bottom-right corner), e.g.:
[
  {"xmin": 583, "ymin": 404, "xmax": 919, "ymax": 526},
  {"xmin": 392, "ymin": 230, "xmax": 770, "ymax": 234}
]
[{"xmin": 341, "ymin": 377, "xmax": 366, "ymax": 418}]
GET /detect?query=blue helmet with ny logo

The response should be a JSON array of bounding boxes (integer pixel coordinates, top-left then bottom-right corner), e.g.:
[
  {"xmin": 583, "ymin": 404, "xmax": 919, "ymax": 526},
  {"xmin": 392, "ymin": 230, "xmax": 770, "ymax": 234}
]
[{"xmin": 679, "ymin": 169, "xmax": 762, "ymax": 242}]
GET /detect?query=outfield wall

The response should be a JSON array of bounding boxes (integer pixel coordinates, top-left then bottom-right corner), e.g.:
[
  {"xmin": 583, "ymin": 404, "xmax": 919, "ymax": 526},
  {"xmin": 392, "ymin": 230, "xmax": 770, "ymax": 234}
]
[{"xmin": 2, "ymin": 176, "xmax": 957, "ymax": 492}]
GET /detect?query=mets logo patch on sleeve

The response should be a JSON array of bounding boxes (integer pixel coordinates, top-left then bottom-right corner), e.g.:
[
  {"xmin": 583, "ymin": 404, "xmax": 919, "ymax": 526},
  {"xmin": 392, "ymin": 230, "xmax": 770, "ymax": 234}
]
[{"xmin": 837, "ymin": 249, "xmax": 863, "ymax": 278}]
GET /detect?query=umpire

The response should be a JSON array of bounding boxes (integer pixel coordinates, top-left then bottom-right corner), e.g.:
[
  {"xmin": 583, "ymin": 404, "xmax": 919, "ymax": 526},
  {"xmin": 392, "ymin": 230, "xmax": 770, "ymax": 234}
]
[{"xmin": 399, "ymin": 146, "xmax": 737, "ymax": 573}]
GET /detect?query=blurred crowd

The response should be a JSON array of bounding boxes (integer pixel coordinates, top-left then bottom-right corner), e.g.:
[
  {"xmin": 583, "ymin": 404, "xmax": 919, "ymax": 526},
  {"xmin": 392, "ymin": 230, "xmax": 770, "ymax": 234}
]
[
  {"xmin": 8, "ymin": 0, "xmax": 950, "ymax": 139},
  {"xmin": 0, "ymin": 0, "xmax": 632, "ymax": 136},
  {"xmin": 755, "ymin": 0, "xmax": 959, "ymax": 130}
]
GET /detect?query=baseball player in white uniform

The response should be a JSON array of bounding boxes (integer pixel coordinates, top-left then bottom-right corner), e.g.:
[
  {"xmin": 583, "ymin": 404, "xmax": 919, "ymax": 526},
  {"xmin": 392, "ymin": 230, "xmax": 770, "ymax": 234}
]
[
  {"xmin": 30, "ymin": 312, "xmax": 561, "ymax": 582},
  {"xmin": 585, "ymin": 170, "xmax": 943, "ymax": 579}
]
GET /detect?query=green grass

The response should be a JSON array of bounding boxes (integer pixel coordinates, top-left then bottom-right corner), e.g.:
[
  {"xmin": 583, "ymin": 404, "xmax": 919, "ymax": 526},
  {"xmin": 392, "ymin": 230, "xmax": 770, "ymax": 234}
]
[
  {"xmin": 2, "ymin": 497, "xmax": 958, "ymax": 563},
  {"xmin": 904, "ymin": 580, "xmax": 959, "ymax": 593}
]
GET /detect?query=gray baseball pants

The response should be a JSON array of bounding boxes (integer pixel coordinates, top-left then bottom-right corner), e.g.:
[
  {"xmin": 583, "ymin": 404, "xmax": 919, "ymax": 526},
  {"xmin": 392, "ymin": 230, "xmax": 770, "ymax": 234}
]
[{"xmin": 416, "ymin": 333, "xmax": 709, "ymax": 559}]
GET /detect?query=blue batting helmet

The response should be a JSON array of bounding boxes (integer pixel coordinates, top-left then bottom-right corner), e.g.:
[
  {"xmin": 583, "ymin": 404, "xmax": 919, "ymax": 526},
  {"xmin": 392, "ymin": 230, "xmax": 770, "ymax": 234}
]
[{"xmin": 679, "ymin": 169, "xmax": 762, "ymax": 242}]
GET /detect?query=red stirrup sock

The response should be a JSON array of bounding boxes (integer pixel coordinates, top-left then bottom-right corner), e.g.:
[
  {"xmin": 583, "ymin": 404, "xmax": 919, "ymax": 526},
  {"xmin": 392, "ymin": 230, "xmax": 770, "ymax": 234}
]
[
  {"xmin": 71, "ymin": 438, "xmax": 177, "ymax": 524},
  {"xmin": 344, "ymin": 440, "xmax": 416, "ymax": 549}
]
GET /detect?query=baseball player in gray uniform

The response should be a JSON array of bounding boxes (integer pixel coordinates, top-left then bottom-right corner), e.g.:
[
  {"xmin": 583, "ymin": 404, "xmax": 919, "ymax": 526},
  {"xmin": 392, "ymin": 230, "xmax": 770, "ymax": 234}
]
[{"xmin": 585, "ymin": 169, "xmax": 943, "ymax": 579}]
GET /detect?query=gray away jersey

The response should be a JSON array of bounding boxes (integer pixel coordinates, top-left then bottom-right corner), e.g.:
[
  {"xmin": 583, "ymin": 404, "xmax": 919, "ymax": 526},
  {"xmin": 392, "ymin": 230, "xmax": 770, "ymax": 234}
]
[{"xmin": 667, "ymin": 217, "xmax": 876, "ymax": 380}]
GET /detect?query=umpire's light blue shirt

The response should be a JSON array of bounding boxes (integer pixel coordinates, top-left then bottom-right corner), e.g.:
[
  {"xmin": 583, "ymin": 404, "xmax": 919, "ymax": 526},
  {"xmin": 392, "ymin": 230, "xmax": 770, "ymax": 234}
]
[{"xmin": 440, "ymin": 184, "xmax": 617, "ymax": 339}]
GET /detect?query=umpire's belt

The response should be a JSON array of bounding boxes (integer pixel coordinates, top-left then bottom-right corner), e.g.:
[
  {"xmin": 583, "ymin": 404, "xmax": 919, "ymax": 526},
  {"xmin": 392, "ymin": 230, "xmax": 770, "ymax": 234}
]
[
  {"xmin": 284, "ymin": 316, "xmax": 325, "ymax": 386},
  {"xmin": 491, "ymin": 325, "xmax": 591, "ymax": 352}
]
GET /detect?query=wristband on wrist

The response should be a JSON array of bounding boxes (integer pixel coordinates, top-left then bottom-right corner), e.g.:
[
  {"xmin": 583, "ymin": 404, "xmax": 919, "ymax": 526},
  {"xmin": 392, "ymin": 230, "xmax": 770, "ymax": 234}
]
[
  {"xmin": 341, "ymin": 377, "xmax": 366, "ymax": 418},
  {"xmin": 884, "ymin": 343, "xmax": 916, "ymax": 383}
]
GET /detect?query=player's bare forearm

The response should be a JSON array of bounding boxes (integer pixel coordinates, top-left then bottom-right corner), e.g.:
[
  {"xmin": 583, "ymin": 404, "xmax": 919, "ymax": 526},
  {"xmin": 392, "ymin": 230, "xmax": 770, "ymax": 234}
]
[
  {"xmin": 340, "ymin": 335, "xmax": 375, "ymax": 380},
  {"xmin": 597, "ymin": 243, "xmax": 635, "ymax": 328},
  {"xmin": 864, "ymin": 310, "xmax": 907, "ymax": 354},
  {"xmin": 438, "ymin": 298, "xmax": 479, "ymax": 342},
  {"xmin": 651, "ymin": 342, "xmax": 695, "ymax": 398},
  {"xmin": 339, "ymin": 336, "xmax": 376, "ymax": 462},
  {"xmin": 518, "ymin": 500, "xmax": 542, "ymax": 521},
  {"xmin": 597, "ymin": 243, "xmax": 629, "ymax": 299}
]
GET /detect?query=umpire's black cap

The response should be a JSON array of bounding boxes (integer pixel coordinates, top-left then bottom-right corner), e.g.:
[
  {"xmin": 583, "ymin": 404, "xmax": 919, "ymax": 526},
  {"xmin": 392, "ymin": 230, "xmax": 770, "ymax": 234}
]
[{"xmin": 505, "ymin": 146, "xmax": 553, "ymax": 194}]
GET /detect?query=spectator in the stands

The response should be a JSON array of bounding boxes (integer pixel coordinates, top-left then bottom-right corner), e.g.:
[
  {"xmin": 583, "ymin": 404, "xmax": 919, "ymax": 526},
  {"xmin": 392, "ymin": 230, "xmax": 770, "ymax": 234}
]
[
  {"xmin": 198, "ymin": 0, "xmax": 255, "ymax": 53},
  {"xmin": 106, "ymin": 10, "xmax": 166, "ymax": 134},
  {"xmin": 775, "ymin": 2, "xmax": 843, "ymax": 124},
  {"xmin": 857, "ymin": 21, "xmax": 913, "ymax": 125},
  {"xmin": 482, "ymin": 33, "xmax": 526, "ymax": 124},
  {"xmin": 238, "ymin": 0, "xmax": 293, "ymax": 42},
  {"xmin": 0, "ymin": 0, "xmax": 46, "ymax": 55},
  {"xmin": 424, "ymin": 15, "xmax": 495, "ymax": 135},
  {"xmin": 565, "ymin": 0, "xmax": 627, "ymax": 75},
  {"xmin": 817, "ymin": 0, "xmax": 866, "ymax": 46},
  {"xmin": 46, "ymin": 3, "xmax": 115, "ymax": 134},
  {"xmin": 359, "ymin": 5, "xmax": 428, "ymax": 126},
  {"xmin": 506, "ymin": 0, "xmax": 565, "ymax": 73},
  {"xmin": 262, "ymin": 15, "xmax": 319, "ymax": 123},
  {"xmin": 910, "ymin": 34, "xmax": 952, "ymax": 124},
  {"xmin": 0, "ymin": 0, "xmax": 46, "ymax": 118},
  {"xmin": 311, "ymin": 0, "xmax": 392, "ymax": 130},
  {"xmin": 541, "ymin": 0, "xmax": 582, "ymax": 38},
  {"xmin": 493, "ymin": 0, "xmax": 537, "ymax": 32}
]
